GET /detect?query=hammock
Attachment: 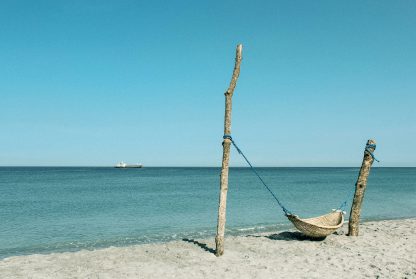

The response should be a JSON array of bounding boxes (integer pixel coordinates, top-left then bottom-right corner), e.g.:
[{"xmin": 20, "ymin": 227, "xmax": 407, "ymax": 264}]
[
  {"xmin": 224, "ymin": 134, "xmax": 377, "ymax": 238},
  {"xmin": 287, "ymin": 210, "xmax": 344, "ymax": 238}
]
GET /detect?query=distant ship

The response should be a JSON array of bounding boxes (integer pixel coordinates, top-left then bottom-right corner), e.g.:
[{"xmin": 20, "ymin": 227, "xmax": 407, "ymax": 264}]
[{"xmin": 115, "ymin": 161, "xmax": 143, "ymax": 168}]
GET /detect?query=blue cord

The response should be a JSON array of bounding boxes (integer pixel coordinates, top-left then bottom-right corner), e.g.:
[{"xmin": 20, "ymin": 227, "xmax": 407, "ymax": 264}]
[
  {"xmin": 365, "ymin": 143, "xmax": 379, "ymax": 162},
  {"xmin": 223, "ymin": 134, "xmax": 292, "ymax": 216}
]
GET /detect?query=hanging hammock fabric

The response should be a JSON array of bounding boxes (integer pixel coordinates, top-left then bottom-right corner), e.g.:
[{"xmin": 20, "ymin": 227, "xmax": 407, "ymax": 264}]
[
  {"xmin": 287, "ymin": 210, "xmax": 344, "ymax": 238},
  {"xmin": 223, "ymin": 134, "xmax": 350, "ymax": 237}
]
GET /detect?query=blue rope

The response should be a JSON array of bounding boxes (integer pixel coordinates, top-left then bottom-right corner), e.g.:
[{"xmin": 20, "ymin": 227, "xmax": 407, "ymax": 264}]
[
  {"xmin": 338, "ymin": 191, "xmax": 353, "ymax": 212},
  {"xmin": 365, "ymin": 143, "xmax": 379, "ymax": 162},
  {"xmin": 223, "ymin": 134, "xmax": 292, "ymax": 216},
  {"xmin": 338, "ymin": 142, "xmax": 379, "ymax": 211},
  {"xmin": 224, "ymin": 135, "xmax": 379, "ymax": 215}
]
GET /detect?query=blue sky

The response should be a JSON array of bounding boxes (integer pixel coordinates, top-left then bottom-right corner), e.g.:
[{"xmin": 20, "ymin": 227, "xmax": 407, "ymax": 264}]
[{"xmin": 0, "ymin": 0, "xmax": 415, "ymax": 166}]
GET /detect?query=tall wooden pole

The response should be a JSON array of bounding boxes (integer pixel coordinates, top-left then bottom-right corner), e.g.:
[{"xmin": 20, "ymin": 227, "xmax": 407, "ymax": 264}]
[
  {"xmin": 215, "ymin": 44, "xmax": 243, "ymax": 257},
  {"xmin": 348, "ymin": 139, "xmax": 377, "ymax": 236}
]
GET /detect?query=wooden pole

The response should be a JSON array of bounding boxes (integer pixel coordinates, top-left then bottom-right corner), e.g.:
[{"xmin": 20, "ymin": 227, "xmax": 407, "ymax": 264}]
[
  {"xmin": 348, "ymin": 139, "xmax": 377, "ymax": 236},
  {"xmin": 215, "ymin": 44, "xmax": 243, "ymax": 257}
]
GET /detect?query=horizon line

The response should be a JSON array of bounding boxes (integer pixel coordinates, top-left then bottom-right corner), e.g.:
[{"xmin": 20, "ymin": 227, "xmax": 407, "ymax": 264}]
[{"xmin": 0, "ymin": 165, "xmax": 414, "ymax": 168}]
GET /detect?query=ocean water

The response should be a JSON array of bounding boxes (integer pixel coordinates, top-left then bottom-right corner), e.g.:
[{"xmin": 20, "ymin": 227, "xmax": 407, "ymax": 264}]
[{"xmin": 0, "ymin": 167, "xmax": 415, "ymax": 259}]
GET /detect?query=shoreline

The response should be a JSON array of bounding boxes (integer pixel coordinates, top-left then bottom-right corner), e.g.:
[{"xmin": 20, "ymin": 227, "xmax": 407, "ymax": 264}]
[
  {"xmin": 2, "ymin": 215, "xmax": 415, "ymax": 261},
  {"xmin": 1, "ymin": 218, "xmax": 415, "ymax": 278}
]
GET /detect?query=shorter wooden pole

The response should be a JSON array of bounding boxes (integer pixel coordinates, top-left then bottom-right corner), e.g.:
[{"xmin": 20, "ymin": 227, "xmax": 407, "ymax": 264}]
[{"xmin": 348, "ymin": 139, "xmax": 377, "ymax": 236}]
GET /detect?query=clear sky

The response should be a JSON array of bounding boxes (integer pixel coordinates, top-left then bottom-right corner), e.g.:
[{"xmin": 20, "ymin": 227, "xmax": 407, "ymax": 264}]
[{"xmin": 0, "ymin": 0, "xmax": 415, "ymax": 167}]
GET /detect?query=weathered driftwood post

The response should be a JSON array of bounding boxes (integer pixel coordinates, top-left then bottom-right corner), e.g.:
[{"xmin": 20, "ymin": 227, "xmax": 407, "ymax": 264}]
[
  {"xmin": 215, "ymin": 44, "xmax": 242, "ymax": 257},
  {"xmin": 348, "ymin": 139, "xmax": 377, "ymax": 236}
]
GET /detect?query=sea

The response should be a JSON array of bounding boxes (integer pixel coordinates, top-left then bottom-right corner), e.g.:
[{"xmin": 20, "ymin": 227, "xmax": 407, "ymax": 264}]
[{"xmin": 1, "ymin": 167, "xmax": 415, "ymax": 259}]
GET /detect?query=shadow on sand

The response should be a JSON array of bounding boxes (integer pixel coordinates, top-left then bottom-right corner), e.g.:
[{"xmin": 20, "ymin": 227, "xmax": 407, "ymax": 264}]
[
  {"xmin": 248, "ymin": 231, "xmax": 326, "ymax": 241},
  {"xmin": 182, "ymin": 238, "xmax": 216, "ymax": 254},
  {"xmin": 182, "ymin": 232, "xmax": 326, "ymax": 255}
]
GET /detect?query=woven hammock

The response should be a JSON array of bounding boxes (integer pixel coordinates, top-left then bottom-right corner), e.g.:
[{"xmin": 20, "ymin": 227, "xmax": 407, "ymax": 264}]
[{"xmin": 286, "ymin": 210, "xmax": 344, "ymax": 238}]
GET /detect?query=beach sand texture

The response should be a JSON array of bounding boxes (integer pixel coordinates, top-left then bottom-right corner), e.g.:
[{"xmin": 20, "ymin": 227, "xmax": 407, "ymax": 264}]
[{"xmin": 1, "ymin": 218, "xmax": 415, "ymax": 278}]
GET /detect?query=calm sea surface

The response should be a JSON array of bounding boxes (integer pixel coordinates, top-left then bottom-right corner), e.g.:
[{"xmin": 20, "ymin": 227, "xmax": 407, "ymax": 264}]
[{"xmin": 1, "ymin": 167, "xmax": 415, "ymax": 259}]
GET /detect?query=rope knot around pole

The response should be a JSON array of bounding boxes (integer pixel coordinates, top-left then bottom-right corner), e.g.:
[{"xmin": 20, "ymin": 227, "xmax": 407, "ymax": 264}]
[{"xmin": 365, "ymin": 143, "xmax": 379, "ymax": 162}]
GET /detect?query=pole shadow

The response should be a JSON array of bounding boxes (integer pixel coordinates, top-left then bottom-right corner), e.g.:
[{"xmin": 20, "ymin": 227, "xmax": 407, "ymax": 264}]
[{"xmin": 182, "ymin": 238, "xmax": 216, "ymax": 254}]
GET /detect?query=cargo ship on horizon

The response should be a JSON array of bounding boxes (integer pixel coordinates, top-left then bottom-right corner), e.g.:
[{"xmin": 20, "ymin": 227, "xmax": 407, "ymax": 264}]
[{"xmin": 115, "ymin": 162, "xmax": 143, "ymax": 168}]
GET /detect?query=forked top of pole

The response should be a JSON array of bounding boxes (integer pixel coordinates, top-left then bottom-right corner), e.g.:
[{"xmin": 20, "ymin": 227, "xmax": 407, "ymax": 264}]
[{"xmin": 225, "ymin": 44, "xmax": 243, "ymax": 96}]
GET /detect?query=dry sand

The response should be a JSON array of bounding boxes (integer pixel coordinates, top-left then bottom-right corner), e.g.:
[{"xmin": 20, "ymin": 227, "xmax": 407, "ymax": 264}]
[{"xmin": 1, "ymin": 218, "xmax": 415, "ymax": 278}]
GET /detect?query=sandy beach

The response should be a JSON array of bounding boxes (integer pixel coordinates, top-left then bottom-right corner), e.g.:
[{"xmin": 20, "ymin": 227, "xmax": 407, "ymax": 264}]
[{"xmin": 1, "ymin": 218, "xmax": 415, "ymax": 278}]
